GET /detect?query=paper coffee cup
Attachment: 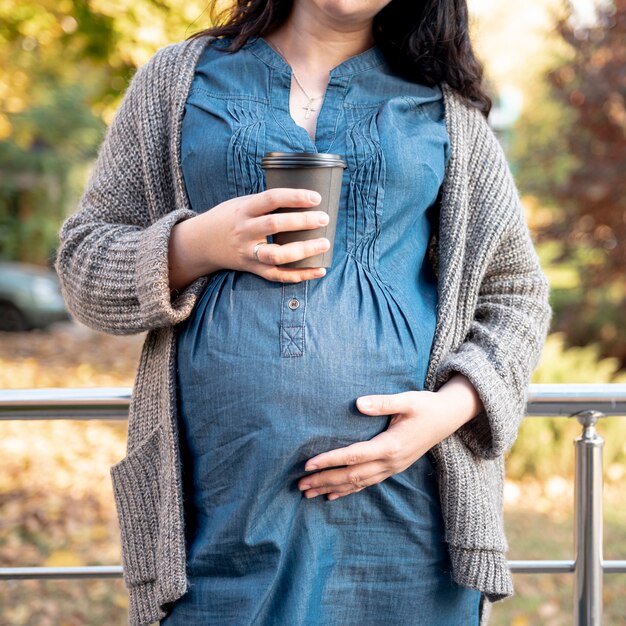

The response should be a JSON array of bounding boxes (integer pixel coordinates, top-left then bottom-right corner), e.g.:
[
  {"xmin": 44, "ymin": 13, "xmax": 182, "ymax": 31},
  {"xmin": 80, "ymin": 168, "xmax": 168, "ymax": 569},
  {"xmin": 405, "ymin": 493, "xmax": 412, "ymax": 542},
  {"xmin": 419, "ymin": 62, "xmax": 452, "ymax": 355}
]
[{"xmin": 261, "ymin": 151, "xmax": 346, "ymax": 268}]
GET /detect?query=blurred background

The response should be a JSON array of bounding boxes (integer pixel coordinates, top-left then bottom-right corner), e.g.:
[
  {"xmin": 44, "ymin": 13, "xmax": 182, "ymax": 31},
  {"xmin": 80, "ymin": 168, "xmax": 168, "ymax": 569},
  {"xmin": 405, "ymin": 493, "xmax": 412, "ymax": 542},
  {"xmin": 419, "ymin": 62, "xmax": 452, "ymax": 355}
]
[{"xmin": 0, "ymin": 0, "xmax": 625, "ymax": 624}]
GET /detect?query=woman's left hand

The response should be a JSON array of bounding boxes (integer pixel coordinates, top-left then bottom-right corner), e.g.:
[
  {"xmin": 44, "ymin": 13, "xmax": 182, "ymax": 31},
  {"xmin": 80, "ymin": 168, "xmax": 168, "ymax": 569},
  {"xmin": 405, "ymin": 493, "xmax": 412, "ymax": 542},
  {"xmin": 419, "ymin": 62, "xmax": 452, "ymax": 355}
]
[{"xmin": 298, "ymin": 376, "xmax": 483, "ymax": 501}]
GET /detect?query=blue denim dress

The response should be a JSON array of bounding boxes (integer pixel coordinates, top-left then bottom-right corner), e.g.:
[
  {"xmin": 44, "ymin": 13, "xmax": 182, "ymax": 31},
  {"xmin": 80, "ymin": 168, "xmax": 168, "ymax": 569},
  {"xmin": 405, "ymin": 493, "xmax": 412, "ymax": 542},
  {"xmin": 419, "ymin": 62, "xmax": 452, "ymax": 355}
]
[{"xmin": 163, "ymin": 36, "xmax": 481, "ymax": 625}]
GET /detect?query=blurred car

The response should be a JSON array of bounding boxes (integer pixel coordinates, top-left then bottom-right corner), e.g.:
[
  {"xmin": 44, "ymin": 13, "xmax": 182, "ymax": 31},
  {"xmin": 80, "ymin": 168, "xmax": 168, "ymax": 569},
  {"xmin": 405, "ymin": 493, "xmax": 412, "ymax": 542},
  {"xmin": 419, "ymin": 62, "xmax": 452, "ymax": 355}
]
[{"xmin": 0, "ymin": 261, "xmax": 70, "ymax": 332}]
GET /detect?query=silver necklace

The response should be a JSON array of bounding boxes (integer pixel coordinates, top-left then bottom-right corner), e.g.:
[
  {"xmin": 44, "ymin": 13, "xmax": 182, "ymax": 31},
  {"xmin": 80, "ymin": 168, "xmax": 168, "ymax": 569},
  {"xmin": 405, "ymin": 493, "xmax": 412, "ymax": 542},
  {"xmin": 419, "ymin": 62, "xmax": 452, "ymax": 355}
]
[{"xmin": 272, "ymin": 42, "xmax": 324, "ymax": 120}]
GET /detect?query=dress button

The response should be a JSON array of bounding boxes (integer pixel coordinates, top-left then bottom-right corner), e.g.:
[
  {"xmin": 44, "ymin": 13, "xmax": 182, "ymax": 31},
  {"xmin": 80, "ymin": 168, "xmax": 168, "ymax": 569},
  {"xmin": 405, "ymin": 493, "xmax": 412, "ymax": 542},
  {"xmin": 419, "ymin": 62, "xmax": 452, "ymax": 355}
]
[{"xmin": 288, "ymin": 298, "xmax": 300, "ymax": 310}]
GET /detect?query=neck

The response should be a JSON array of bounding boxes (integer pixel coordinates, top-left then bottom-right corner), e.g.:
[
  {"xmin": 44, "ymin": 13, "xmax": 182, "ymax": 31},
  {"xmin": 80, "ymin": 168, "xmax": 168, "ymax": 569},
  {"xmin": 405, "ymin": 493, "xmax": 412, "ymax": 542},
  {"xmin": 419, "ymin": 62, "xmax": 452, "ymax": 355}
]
[{"xmin": 264, "ymin": 3, "xmax": 376, "ymax": 76}]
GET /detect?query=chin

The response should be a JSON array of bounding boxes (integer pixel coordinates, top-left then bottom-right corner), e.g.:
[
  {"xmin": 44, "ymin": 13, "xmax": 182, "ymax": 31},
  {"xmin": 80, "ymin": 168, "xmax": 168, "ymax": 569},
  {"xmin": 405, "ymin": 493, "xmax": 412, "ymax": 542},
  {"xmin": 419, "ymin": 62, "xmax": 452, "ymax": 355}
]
[{"xmin": 309, "ymin": 0, "xmax": 393, "ymax": 21}]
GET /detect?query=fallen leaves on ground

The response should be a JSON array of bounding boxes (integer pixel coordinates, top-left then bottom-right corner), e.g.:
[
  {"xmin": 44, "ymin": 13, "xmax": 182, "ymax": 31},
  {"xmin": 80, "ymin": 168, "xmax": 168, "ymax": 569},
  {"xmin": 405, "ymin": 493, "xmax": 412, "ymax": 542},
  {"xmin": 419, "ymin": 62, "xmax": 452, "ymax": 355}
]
[{"xmin": 0, "ymin": 320, "xmax": 144, "ymax": 625}]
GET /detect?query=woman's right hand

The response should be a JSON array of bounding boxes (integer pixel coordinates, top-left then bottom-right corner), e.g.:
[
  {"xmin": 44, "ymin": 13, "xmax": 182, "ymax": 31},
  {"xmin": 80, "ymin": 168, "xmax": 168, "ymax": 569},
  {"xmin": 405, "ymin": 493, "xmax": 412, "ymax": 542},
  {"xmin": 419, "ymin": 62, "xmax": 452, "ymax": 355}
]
[{"xmin": 168, "ymin": 188, "xmax": 331, "ymax": 293}]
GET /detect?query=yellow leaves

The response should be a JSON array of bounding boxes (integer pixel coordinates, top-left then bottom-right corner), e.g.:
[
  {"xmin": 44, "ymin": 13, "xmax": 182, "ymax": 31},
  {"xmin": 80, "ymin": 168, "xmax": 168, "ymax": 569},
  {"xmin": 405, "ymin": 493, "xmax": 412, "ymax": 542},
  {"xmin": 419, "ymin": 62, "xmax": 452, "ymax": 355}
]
[
  {"xmin": 4, "ymin": 603, "xmax": 31, "ymax": 624},
  {"xmin": 88, "ymin": 524, "xmax": 111, "ymax": 542},
  {"xmin": 607, "ymin": 463, "xmax": 625, "ymax": 482},
  {"xmin": 0, "ymin": 374, "xmax": 131, "ymax": 619},
  {"xmin": 17, "ymin": 11, "xmax": 59, "ymax": 42},
  {"xmin": 56, "ymin": 0, "xmax": 73, "ymax": 12},
  {"xmin": 0, "ymin": 323, "xmax": 145, "ymax": 389},
  {"xmin": 75, "ymin": 362, "xmax": 95, "ymax": 378},
  {"xmin": 0, "ymin": 419, "xmax": 127, "ymax": 497},
  {"xmin": 44, "ymin": 549, "xmax": 82, "ymax": 567},
  {"xmin": 521, "ymin": 194, "xmax": 557, "ymax": 231},
  {"xmin": 0, "ymin": 323, "xmax": 140, "ymax": 618},
  {"xmin": 182, "ymin": 2, "xmax": 210, "ymax": 23},
  {"xmin": 0, "ymin": 113, "xmax": 11, "ymax": 139},
  {"xmin": 0, "ymin": 0, "xmax": 216, "ymax": 145},
  {"xmin": 113, "ymin": 592, "xmax": 129, "ymax": 609},
  {"xmin": 59, "ymin": 15, "xmax": 78, "ymax": 34},
  {"xmin": 532, "ymin": 331, "xmax": 626, "ymax": 384},
  {"xmin": 4, "ymin": 96, "xmax": 26, "ymax": 114}
]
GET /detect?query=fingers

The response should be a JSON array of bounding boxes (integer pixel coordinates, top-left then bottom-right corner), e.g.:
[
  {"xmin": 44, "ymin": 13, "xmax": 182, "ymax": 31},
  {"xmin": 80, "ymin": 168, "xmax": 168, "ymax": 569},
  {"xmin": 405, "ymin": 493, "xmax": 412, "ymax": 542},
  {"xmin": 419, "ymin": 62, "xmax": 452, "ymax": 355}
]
[
  {"xmin": 255, "ymin": 239, "xmax": 330, "ymax": 267},
  {"xmin": 253, "ymin": 230, "xmax": 331, "ymax": 284},
  {"xmin": 249, "ymin": 208, "xmax": 330, "ymax": 239},
  {"xmin": 260, "ymin": 265, "xmax": 327, "ymax": 283},
  {"xmin": 296, "ymin": 396, "xmax": 428, "ymax": 501},
  {"xmin": 298, "ymin": 461, "xmax": 390, "ymax": 499},
  {"xmin": 356, "ymin": 392, "xmax": 419, "ymax": 416},
  {"xmin": 244, "ymin": 188, "xmax": 322, "ymax": 217},
  {"xmin": 304, "ymin": 437, "xmax": 393, "ymax": 472},
  {"xmin": 233, "ymin": 188, "xmax": 331, "ymax": 285}
]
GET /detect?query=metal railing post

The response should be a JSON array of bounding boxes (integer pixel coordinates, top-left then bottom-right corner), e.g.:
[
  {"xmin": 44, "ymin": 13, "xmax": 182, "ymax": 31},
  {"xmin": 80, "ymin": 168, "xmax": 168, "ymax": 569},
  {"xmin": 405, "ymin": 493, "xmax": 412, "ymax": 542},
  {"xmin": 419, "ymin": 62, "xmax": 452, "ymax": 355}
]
[{"xmin": 573, "ymin": 409, "xmax": 605, "ymax": 626}]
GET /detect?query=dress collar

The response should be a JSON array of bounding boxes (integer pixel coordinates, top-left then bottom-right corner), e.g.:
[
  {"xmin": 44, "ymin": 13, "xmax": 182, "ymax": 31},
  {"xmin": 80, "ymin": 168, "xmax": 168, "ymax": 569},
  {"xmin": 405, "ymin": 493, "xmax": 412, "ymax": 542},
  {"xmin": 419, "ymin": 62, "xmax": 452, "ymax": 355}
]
[{"xmin": 243, "ymin": 35, "xmax": 387, "ymax": 78}]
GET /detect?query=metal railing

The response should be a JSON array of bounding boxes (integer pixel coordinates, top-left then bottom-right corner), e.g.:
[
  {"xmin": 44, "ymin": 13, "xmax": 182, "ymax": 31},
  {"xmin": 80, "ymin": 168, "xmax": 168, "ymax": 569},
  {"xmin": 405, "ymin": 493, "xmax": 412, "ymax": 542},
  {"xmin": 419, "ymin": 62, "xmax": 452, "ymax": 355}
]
[{"xmin": 1, "ymin": 383, "xmax": 625, "ymax": 625}]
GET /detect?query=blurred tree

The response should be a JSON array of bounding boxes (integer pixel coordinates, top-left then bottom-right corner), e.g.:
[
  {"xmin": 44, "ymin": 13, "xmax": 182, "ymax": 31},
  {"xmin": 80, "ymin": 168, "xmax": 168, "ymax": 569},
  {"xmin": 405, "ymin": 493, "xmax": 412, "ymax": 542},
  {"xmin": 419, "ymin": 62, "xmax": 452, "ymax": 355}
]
[
  {"xmin": 548, "ymin": 0, "xmax": 626, "ymax": 364},
  {"xmin": 0, "ymin": 0, "xmax": 207, "ymax": 265},
  {"xmin": 511, "ymin": 0, "xmax": 626, "ymax": 367},
  {"xmin": 546, "ymin": 0, "xmax": 625, "ymax": 280},
  {"xmin": 508, "ymin": 80, "xmax": 578, "ymax": 206}
]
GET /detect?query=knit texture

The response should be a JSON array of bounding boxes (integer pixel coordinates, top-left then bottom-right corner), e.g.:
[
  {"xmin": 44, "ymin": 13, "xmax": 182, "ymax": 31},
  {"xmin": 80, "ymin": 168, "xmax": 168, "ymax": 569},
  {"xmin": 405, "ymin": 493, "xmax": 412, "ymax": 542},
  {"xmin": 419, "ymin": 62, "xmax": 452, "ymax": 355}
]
[{"xmin": 54, "ymin": 35, "xmax": 552, "ymax": 626}]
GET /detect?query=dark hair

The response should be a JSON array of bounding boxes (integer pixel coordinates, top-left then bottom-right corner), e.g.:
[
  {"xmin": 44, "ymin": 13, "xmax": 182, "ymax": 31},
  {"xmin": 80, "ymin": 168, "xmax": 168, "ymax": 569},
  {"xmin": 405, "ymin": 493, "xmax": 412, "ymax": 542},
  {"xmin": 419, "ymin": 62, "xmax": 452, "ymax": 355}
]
[{"xmin": 188, "ymin": 0, "xmax": 492, "ymax": 118}]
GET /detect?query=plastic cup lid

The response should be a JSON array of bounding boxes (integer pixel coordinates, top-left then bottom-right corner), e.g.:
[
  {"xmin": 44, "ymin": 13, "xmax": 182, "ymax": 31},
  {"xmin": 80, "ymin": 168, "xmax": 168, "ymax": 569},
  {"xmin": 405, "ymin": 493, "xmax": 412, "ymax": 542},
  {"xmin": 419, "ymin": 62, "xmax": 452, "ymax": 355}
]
[{"xmin": 261, "ymin": 151, "xmax": 347, "ymax": 169}]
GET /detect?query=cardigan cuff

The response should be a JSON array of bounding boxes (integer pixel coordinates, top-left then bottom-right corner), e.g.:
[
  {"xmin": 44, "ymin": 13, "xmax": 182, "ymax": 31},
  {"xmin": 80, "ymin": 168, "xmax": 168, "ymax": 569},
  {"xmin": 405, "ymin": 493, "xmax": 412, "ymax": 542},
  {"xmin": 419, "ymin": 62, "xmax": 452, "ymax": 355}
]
[
  {"xmin": 135, "ymin": 208, "xmax": 209, "ymax": 330},
  {"xmin": 127, "ymin": 579, "xmax": 166, "ymax": 626},
  {"xmin": 434, "ymin": 340, "xmax": 525, "ymax": 460},
  {"xmin": 448, "ymin": 545, "xmax": 514, "ymax": 603}
]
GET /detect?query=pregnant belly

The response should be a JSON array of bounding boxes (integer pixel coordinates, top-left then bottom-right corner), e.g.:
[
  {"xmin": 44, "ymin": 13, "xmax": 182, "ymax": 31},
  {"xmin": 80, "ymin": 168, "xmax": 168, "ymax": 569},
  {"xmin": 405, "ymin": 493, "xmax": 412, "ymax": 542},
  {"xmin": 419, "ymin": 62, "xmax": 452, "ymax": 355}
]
[{"xmin": 175, "ymin": 263, "xmax": 434, "ymax": 501}]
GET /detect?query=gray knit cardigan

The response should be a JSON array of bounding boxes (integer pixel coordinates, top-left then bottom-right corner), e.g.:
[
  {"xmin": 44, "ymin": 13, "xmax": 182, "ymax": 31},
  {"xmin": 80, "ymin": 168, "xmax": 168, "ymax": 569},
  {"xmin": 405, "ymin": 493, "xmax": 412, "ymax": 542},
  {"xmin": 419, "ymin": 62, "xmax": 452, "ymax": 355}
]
[{"xmin": 54, "ymin": 34, "xmax": 552, "ymax": 626}]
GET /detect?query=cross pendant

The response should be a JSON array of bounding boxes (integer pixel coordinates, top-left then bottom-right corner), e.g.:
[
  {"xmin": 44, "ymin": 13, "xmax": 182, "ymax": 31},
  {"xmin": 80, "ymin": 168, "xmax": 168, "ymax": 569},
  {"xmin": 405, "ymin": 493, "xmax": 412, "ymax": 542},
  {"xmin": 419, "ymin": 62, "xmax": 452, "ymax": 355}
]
[{"xmin": 303, "ymin": 101, "xmax": 316, "ymax": 119}]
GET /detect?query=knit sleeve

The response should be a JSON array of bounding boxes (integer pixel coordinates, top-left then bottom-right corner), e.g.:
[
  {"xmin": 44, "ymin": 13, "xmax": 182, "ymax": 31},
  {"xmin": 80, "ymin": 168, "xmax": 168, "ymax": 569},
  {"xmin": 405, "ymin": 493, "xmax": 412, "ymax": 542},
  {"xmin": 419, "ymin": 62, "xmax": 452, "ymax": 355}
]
[
  {"xmin": 54, "ymin": 44, "xmax": 208, "ymax": 336},
  {"xmin": 433, "ymin": 117, "xmax": 553, "ymax": 460}
]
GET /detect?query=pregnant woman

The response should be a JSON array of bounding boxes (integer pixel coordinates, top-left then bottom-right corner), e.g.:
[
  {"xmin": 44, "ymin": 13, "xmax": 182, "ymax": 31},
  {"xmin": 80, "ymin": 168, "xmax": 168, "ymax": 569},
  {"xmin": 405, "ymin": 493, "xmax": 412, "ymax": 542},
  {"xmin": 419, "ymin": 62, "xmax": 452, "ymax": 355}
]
[{"xmin": 54, "ymin": 1, "xmax": 552, "ymax": 625}]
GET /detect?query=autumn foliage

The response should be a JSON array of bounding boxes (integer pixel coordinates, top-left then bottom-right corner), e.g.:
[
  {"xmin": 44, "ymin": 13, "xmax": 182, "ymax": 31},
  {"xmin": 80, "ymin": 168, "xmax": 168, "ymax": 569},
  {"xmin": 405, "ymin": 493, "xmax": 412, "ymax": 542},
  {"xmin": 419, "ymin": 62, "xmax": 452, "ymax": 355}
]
[{"xmin": 546, "ymin": 1, "xmax": 626, "ymax": 284}]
